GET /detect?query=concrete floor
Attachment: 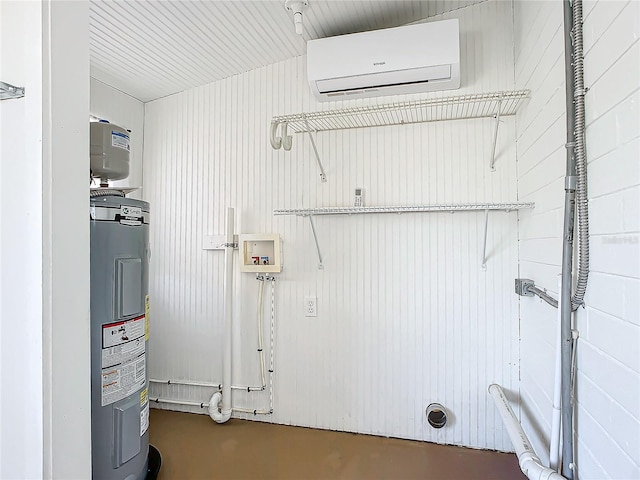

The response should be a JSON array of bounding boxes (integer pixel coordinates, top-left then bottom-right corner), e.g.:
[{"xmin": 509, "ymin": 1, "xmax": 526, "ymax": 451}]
[{"xmin": 149, "ymin": 409, "xmax": 524, "ymax": 480}]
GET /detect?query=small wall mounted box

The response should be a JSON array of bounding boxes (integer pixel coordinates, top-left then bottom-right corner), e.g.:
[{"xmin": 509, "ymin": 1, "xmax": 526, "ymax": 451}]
[{"xmin": 238, "ymin": 234, "xmax": 282, "ymax": 273}]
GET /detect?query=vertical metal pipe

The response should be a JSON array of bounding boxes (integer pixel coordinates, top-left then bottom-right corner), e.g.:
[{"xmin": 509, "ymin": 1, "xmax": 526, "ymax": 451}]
[
  {"xmin": 561, "ymin": 0, "xmax": 576, "ymax": 477},
  {"xmin": 560, "ymin": 200, "xmax": 575, "ymax": 478}
]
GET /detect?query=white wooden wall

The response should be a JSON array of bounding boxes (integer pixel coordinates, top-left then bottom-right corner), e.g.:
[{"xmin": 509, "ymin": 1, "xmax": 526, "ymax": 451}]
[
  {"xmin": 515, "ymin": 0, "xmax": 639, "ymax": 477},
  {"xmin": 1, "ymin": 1, "xmax": 92, "ymax": 477},
  {"xmin": 143, "ymin": 0, "xmax": 520, "ymax": 451},
  {"xmin": 0, "ymin": 2, "xmax": 46, "ymax": 477}
]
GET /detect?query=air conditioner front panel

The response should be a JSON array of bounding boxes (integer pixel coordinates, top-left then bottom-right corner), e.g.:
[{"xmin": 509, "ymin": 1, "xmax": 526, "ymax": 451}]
[{"xmin": 307, "ymin": 19, "xmax": 460, "ymax": 101}]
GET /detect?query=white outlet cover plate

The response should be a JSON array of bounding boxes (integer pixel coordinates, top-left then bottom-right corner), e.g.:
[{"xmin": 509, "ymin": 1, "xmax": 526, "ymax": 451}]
[{"xmin": 305, "ymin": 295, "xmax": 317, "ymax": 317}]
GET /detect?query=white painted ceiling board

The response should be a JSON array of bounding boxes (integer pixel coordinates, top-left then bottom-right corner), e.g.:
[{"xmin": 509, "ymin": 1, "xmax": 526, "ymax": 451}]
[{"xmin": 89, "ymin": 0, "xmax": 485, "ymax": 102}]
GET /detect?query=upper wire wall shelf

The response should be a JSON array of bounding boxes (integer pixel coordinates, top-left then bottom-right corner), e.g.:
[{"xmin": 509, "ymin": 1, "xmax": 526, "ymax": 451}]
[
  {"xmin": 272, "ymin": 90, "xmax": 529, "ymax": 133},
  {"xmin": 0, "ymin": 81, "xmax": 25, "ymax": 100},
  {"xmin": 270, "ymin": 90, "xmax": 530, "ymax": 180}
]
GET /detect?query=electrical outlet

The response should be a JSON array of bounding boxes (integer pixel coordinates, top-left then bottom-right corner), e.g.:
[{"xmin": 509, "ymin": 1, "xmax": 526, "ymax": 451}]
[{"xmin": 305, "ymin": 296, "xmax": 317, "ymax": 317}]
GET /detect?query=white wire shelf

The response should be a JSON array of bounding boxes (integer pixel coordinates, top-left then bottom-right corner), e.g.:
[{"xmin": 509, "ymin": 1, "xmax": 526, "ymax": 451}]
[
  {"xmin": 272, "ymin": 90, "xmax": 529, "ymax": 133},
  {"xmin": 270, "ymin": 90, "xmax": 530, "ymax": 180},
  {"xmin": 274, "ymin": 202, "xmax": 534, "ymax": 217},
  {"xmin": 275, "ymin": 202, "xmax": 533, "ymax": 270}
]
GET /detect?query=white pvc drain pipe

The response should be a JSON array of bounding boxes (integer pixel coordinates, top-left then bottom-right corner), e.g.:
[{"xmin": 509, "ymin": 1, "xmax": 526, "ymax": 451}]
[
  {"xmin": 209, "ymin": 207, "xmax": 235, "ymax": 424},
  {"xmin": 488, "ymin": 384, "xmax": 565, "ymax": 480}
]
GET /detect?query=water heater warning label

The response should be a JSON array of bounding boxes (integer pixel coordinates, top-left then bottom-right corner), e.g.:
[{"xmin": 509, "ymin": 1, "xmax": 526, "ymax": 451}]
[
  {"xmin": 140, "ymin": 388, "xmax": 149, "ymax": 436},
  {"xmin": 101, "ymin": 352, "xmax": 146, "ymax": 406},
  {"xmin": 103, "ymin": 316, "xmax": 145, "ymax": 349},
  {"xmin": 101, "ymin": 316, "xmax": 146, "ymax": 406}
]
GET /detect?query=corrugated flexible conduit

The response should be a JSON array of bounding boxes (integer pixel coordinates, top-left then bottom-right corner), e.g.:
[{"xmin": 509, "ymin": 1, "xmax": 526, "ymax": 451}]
[
  {"xmin": 526, "ymin": 0, "xmax": 589, "ymax": 313},
  {"xmin": 570, "ymin": 0, "xmax": 589, "ymax": 311}
]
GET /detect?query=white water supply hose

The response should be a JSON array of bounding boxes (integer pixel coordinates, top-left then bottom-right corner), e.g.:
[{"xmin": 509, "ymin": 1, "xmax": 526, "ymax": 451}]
[
  {"xmin": 488, "ymin": 384, "xmax": 565, "ymax": 480},
  {"xmin": 257, "ymin": 279, "xmax": 266, "ymax": 387}
]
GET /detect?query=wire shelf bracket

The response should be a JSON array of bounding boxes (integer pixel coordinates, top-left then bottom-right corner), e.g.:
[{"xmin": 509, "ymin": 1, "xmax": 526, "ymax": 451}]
[
  {"xmin": 270, "ymin": 90, "xmax": 529, "ymax": 180},
  {"xmin": 308, "ymin": 215, "xmax": 324, "ymax": 269},
  {"xmin": 489, "ymin": 95, "xmax": 503, "ymax": 171},
  {"xmin": 303, "ymin": 115, "xmax": 327, "ymax": 183},
  {"xmin": 0, "ymin": 81, "xmax": 25, "ymax": 100},
  {"xmin": 481, "ymin": 209, "xmax": 490, "ymax": 270},
  {"xmin": 274, "ymin": 202, "xmax": 534, "ymax": 270}
]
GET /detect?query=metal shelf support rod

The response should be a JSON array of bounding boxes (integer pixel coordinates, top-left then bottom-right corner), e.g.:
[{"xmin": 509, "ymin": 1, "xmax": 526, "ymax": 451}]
[
  {"xmin": 307, "ymin": 215, "xmax": 324, "ymax": 269},
  {"xmin": 481, "ymin": 209, "xmax": 490, "ymax": 270},
  {"xmin": 490, "ymin": 97, "xmax": 503, "ymax": 172},
  {"xmin": 304, "ymin": 116, "xmax": 327, "ymax": 183}
]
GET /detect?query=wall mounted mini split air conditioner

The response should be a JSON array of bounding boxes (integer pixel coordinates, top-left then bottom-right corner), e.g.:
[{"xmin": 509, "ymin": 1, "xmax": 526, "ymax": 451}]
[{"xmin": 307, "ymin": 19, "xmax": 460, "ymax": 102}]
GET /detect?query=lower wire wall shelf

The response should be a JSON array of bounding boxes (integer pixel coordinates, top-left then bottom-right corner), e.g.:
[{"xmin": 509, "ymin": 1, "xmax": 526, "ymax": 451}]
[{"xmin": 274, "ymin": 202, "xmax": 534, "ymax": 270}]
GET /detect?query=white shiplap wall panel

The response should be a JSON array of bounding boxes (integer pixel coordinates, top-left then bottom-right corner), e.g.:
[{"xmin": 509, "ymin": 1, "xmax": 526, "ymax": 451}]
[
  {"xmin": 144, "ymin": 1, "xmax": 520, "ymax": 451},
  {"xmin": 515, "ymin": 0, "xmax": 640, "ymax": 477}
]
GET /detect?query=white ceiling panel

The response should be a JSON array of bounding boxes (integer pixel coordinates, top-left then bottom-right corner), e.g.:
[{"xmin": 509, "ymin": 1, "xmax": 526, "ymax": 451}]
[{"xmin": 89, "ymin": 0, "xmax": 485, "ymax": 102}]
